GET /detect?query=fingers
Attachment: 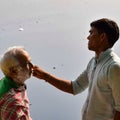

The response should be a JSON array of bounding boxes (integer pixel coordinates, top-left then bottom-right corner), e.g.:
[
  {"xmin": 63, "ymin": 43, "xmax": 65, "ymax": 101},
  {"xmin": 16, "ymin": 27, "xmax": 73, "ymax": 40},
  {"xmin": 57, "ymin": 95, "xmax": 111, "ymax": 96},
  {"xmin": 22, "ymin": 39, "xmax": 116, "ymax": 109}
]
[
  {"xmin": 32, "ymin": 65, "xmax": 43, "ymax": 78},
  {"xmin": 32, "ymin": 65, "xmax": 48, "ymax": 80}
]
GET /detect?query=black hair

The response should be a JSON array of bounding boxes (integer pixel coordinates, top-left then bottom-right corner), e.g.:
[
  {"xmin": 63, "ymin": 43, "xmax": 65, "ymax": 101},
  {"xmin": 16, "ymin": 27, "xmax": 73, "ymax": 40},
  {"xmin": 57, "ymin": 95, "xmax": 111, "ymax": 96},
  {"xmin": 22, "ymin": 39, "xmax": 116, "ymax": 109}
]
[{"xmin": 90, "ymin": 18, "xmax": 119, "ymax": 47}]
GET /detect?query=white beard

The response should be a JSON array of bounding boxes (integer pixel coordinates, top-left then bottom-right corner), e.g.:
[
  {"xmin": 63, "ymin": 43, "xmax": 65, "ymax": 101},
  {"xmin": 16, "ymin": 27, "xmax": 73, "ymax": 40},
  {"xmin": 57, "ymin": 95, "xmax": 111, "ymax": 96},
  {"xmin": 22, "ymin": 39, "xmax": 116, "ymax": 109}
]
[{"xmin": 13, "ymin": 70, "xmax": 31, "ymax": 84}]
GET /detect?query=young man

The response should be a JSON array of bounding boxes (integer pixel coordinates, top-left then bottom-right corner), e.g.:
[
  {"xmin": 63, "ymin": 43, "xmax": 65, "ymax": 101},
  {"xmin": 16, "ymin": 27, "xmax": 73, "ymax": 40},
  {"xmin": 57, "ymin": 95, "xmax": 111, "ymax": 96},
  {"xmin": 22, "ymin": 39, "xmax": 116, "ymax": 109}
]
[
  {"xmin": 33, "ymin": 18, "xmax": 120, "ymax": 120},
  {"xmin": 0, "ymin": 46, "xmax": 33, "ymax": 120}
]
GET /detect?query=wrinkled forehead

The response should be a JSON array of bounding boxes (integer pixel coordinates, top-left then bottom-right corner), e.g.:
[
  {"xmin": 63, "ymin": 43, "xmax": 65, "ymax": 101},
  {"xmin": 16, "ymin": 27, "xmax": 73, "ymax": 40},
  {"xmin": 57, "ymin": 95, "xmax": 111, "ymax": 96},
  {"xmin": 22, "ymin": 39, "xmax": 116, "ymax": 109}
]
[{"xmin": 16, "ymin": 50, "xmax": 31, "ymax": 64}]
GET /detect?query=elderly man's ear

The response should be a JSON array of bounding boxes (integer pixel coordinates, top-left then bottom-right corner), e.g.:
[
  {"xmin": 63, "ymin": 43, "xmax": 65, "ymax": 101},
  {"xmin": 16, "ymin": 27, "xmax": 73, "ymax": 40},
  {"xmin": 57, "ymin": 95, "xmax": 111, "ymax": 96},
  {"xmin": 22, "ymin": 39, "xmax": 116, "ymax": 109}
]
[{"xmin": 9, "ymin": 67, "xmax": 18, "ymax": 77}]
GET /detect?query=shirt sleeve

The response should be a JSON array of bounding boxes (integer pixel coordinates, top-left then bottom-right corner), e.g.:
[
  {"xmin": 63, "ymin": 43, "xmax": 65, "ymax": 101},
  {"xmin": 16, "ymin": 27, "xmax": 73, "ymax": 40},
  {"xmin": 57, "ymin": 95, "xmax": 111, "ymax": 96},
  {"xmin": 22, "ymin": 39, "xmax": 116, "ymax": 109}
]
[
  {"xmin": 108, "ymin": 63, "xmax": 120, "ymax": 112},
  {"xmin": 72, "ymin": 70, "xmax": 89, "ymax": 95},
  {"xmin": 72, "ymin": 58, "xmax": 95, "ymax": 95}
]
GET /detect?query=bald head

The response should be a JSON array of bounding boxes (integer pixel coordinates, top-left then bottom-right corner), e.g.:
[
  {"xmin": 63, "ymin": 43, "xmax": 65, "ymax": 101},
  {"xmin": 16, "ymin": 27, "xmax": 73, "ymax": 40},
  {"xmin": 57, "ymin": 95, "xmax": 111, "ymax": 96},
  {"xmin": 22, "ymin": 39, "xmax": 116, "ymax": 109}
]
[{"xmin": 0, "ymin": 46, "xmax": 33, "ymax": 83}]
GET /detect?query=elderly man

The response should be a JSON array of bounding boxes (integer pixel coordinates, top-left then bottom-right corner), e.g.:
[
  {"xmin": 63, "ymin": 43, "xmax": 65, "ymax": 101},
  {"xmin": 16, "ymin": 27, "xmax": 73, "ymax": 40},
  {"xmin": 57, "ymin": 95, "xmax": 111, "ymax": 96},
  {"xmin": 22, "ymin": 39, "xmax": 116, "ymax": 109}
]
[
  {"xmin": 0, "ymin": 46, "xmax": 33, "ymax": 120},
  {"xmin": 33, "ymin": 18, "xmax": 120, "ymax": 120}
]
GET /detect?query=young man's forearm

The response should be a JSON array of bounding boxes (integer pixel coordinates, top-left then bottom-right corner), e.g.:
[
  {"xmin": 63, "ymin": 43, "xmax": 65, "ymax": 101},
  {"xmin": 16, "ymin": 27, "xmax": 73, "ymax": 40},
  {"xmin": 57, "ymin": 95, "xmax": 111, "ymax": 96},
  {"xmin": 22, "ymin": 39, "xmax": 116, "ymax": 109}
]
[{"xmin": 45, "ymin": 73, "xmax": 73, "ymax": 94}]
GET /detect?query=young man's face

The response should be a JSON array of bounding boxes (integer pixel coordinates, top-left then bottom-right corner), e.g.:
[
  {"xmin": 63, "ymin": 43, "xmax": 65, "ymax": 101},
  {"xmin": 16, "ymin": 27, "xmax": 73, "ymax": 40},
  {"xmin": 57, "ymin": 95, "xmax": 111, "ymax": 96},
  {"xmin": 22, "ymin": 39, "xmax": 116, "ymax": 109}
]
[{"xmin": 87, "ymin": 27, "xmax": 103, "ymax": 53}]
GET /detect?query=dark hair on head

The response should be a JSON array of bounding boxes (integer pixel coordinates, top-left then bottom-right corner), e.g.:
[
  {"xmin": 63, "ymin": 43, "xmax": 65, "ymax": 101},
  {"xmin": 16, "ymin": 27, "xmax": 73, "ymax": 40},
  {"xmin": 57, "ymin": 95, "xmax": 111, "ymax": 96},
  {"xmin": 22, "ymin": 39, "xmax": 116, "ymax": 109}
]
[{"xmin": 90, "ymin": 18, "xmax": 119, "ymax": 47}]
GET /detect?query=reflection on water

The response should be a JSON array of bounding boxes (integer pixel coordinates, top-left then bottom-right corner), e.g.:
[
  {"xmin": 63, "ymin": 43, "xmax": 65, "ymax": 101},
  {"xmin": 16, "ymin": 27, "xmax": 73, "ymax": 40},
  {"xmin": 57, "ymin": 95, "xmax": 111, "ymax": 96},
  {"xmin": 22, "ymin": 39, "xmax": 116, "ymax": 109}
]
[{"xmin": 0, "ymin": 0, "xmax": 120, "ymax": 120}]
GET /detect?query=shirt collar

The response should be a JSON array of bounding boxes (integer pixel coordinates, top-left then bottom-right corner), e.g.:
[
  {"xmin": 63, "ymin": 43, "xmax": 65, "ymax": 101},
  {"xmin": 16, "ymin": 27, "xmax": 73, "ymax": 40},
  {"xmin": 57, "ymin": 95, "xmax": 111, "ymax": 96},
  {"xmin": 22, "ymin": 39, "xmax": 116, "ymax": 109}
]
[
  {"xmin": 4, "ymin": 76, "xmax": 26, "ymax": 89},
  {"xmin": 95, "ymin": 48, "xmax": 113, "ymax": 64}
]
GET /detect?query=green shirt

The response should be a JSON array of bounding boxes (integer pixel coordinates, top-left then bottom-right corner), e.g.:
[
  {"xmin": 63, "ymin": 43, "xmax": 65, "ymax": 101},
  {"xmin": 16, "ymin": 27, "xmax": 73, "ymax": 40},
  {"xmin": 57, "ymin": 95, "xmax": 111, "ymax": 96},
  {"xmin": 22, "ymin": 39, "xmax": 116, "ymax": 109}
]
[{"xmin": 0, "ymin": 76, "xmax": 18, "ymax": 98}]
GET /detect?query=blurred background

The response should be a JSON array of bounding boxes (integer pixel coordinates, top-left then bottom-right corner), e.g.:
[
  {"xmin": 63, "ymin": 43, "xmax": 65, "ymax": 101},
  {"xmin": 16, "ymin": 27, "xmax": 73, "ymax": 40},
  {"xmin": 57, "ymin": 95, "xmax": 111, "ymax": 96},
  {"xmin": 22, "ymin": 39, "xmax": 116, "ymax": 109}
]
[{"xmin": 0, "ymin": 0, "xmax": 120, "ymax": 119}]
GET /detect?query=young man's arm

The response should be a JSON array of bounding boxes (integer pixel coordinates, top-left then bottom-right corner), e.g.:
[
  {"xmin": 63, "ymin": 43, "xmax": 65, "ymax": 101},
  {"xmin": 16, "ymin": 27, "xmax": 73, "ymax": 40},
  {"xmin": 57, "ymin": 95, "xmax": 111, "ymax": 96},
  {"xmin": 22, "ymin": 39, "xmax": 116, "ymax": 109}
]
[{"xmin": 33, "ymin": 66, "xmax": 74, "ymax": 94}]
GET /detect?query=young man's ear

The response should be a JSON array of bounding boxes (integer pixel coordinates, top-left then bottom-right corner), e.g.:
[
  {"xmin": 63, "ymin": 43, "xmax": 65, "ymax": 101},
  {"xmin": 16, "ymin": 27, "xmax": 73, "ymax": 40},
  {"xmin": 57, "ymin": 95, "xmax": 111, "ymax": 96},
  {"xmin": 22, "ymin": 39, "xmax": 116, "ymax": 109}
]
[
  {"xmin": 100, "ymin": 33, "xmax": 109, "ymax": 43},
  {"xmin": 100, "ymin": 33, "xmax": 110, "ymax": 48},
  {"xmin": 100, "ymin": 33, "xmax": 107, "ymax": 41}
]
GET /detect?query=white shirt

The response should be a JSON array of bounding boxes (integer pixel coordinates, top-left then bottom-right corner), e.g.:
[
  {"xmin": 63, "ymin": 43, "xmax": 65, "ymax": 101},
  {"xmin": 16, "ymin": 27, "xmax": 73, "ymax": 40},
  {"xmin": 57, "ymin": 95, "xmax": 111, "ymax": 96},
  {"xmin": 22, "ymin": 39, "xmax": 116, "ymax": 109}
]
[{"xmin": 72, "ymin": 49, "xmax": 120, "ymax": 120}]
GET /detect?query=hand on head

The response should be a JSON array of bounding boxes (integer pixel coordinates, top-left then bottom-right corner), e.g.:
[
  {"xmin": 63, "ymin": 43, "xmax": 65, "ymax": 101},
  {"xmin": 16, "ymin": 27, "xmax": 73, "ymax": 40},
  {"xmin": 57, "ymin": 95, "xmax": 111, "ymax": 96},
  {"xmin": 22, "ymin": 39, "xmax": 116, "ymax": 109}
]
[{"xmin": 32, "ymin": 65, "xmax": 48, "ymax": 80}]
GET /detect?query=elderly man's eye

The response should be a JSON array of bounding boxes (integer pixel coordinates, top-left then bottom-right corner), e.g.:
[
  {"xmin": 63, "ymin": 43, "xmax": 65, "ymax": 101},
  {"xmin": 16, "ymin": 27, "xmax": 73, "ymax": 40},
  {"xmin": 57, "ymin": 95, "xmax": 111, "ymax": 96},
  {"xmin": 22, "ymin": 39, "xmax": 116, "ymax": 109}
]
[{"xmin": 27, "ymin": 61, "xmax": 33, "ymax": 68}]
